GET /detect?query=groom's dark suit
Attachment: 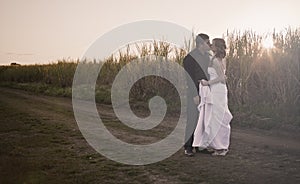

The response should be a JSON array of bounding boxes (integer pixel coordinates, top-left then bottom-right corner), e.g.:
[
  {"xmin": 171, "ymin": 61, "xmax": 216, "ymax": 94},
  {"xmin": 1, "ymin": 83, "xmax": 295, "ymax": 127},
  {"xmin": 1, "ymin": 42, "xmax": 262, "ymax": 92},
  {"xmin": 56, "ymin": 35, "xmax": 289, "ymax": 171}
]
[{"xmin": 183, "ymin": 48, "xmax": 210, "ymax": 151}]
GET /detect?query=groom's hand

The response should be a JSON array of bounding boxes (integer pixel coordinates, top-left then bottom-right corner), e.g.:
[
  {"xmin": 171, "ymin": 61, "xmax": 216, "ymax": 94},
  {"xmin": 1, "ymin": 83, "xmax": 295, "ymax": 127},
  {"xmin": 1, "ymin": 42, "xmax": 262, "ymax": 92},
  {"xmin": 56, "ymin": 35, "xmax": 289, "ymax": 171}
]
[
  {"xmin": 200, "ymin": 80, "xmax": 209, "ymax": 86},
  {"xmin": 193, "ymin": 96, "xmax": 200, "ymax": 105}
]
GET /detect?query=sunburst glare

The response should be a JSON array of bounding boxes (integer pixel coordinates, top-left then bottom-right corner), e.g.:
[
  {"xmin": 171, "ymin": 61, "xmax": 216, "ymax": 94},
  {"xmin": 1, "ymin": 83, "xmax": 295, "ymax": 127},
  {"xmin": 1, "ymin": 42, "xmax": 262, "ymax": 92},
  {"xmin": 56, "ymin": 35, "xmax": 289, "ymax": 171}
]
[{"xmin": 262, "ymin": 36, "xmax": 274, "ymax": 49}]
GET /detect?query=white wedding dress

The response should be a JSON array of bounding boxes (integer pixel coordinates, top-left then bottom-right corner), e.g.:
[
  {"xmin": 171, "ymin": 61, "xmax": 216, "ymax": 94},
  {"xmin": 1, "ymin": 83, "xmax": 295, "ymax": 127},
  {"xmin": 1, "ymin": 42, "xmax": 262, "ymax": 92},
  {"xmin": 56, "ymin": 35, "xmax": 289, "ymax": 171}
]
[{"xmin": 192, "ymin": 58, "xmax": 233, "ymax": 150}]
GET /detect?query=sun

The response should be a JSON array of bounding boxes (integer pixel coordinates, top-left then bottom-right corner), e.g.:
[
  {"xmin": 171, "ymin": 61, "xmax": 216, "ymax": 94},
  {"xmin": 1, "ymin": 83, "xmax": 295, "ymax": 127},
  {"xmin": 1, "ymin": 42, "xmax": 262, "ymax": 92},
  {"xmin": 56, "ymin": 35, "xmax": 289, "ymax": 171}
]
[{"xmin": 262, "ymin": 36, "xmax": 274, "ymax": 49}]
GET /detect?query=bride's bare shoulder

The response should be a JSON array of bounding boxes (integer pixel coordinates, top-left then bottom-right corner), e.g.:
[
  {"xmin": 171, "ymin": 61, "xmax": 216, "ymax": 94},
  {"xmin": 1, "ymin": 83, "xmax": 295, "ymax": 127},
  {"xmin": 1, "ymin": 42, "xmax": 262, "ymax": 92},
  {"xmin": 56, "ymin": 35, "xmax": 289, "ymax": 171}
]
[
  {"xmin": 213, "ymin": 57, "xmax": 226, "ymax": 64},
  {"xmin": 211, "ymin": 57, "xmax": 221, "ymax": 66}
]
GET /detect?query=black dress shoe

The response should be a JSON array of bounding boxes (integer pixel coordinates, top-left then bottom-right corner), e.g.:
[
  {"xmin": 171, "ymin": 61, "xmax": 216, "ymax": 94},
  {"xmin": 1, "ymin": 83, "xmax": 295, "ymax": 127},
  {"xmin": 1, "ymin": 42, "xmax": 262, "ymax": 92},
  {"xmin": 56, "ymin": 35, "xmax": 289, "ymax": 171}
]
[{"xmin": 184, "ymin": 149, "xmax": 194, "ymax": 157}]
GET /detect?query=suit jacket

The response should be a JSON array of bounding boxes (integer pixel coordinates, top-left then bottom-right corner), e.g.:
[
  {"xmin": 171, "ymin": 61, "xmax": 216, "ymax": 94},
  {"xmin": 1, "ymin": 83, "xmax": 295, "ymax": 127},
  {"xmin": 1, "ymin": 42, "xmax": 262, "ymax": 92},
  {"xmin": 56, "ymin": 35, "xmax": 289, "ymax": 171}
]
[{"xmin": 183, "ymin": 48, "xmax": 210, "ymax": 95}]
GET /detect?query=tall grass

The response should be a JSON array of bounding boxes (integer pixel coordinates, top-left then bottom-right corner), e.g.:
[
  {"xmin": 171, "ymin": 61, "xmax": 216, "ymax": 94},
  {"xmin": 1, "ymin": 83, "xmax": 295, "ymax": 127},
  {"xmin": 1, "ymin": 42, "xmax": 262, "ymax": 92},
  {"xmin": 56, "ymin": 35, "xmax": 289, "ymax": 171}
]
[
  {"xmin": 0, "ymin": 59, "xmax": 77, "ymax": 87},
  {"xmin": 0, "ymin": 29, "xmax": 299, "ymax": 126},
  {"xmin": 225, "ymin": 28, "xmax": 300, "ymax": 125}
]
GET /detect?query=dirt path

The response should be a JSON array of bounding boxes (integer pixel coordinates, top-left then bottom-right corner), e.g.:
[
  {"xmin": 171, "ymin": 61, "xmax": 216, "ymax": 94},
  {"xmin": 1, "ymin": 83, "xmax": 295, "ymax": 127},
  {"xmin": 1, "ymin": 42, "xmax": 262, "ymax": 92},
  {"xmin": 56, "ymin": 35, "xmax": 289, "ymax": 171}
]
[{"xmin": 0, "ymin": 87, "xmax": 299, "ymax": 184}]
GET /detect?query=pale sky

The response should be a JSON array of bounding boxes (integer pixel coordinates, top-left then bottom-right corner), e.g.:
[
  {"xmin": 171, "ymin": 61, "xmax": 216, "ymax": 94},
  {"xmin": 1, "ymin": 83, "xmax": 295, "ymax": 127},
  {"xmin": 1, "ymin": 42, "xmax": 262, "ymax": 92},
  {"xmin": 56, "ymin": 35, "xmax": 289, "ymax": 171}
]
[{"xmin": 0, "ymin": 0, "xmax": 299, "ymax": 65}]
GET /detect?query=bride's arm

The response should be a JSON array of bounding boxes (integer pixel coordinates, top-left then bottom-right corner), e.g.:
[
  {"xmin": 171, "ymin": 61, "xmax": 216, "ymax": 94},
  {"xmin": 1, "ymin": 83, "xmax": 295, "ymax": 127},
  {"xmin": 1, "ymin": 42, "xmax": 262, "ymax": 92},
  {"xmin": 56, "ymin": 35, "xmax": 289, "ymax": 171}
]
[{"xmin": 208, "ymin": 59, "xmax": 226, "ymax": 85}]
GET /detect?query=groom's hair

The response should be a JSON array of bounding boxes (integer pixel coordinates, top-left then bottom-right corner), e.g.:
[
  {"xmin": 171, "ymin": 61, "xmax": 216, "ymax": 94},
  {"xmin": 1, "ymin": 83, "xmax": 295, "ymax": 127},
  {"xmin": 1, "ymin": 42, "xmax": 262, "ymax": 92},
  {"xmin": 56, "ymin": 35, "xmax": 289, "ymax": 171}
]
[{"xmin": 196, "ymin": 33, "xmax": 209, "ymax": 48}]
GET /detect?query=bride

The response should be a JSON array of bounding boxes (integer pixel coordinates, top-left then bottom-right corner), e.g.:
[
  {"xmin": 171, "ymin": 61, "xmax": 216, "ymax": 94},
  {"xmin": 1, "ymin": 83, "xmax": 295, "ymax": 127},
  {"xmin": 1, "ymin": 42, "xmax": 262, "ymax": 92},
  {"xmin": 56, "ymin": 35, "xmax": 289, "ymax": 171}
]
[{"xmin": 192, "ymin": 38, "xmax": 233, "ymax": 156}]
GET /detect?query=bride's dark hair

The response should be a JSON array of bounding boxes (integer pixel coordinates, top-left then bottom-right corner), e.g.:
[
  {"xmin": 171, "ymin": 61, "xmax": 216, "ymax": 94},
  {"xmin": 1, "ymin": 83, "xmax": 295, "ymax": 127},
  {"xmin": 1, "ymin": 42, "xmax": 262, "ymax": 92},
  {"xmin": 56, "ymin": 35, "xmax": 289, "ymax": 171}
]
[{"xmin": 213, "ymin": 38, "xmax": 226, "ymax": 58}]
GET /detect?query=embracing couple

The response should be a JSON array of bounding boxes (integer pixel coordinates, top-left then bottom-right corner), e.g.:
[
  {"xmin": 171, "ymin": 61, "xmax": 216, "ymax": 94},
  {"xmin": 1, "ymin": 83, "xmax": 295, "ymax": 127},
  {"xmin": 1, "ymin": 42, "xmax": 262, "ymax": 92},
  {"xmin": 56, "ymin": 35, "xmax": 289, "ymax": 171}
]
[{"xmin": 183, "ymin": 33, "xmax": 233, "ymax": 157}]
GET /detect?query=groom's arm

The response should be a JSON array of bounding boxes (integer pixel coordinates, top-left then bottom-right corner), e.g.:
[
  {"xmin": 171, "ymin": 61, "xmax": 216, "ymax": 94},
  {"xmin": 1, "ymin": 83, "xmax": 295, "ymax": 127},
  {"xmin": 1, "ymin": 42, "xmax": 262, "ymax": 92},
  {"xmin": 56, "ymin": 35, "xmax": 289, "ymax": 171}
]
[
  {"xmin": 183, "ymin": 55, "xmax": 198, "ymax": 90},
  {"xmin": 183, "ymin": 55, "xmax": 194, "ymax": 81},
  {"xmin": 183, "ymin": 56, "xmax": 200, "ymax": 104}
]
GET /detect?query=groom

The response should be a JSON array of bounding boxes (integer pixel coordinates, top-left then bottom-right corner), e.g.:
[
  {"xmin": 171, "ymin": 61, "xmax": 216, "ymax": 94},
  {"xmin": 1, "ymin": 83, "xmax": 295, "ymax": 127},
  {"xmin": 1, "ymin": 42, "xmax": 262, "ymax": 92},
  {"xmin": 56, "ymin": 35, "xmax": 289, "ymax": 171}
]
[{"xmin": 183, "ymin": 33, "xmax": 211, "ymax": 156}]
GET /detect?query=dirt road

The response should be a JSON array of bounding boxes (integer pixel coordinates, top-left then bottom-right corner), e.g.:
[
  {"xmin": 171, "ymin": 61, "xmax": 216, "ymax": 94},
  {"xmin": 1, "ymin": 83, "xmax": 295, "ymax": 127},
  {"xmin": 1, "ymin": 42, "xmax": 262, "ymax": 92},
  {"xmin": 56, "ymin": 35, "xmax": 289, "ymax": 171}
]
[{"xmin": 0, "ymin": 87, "xmax": 299, "ymax": 184}]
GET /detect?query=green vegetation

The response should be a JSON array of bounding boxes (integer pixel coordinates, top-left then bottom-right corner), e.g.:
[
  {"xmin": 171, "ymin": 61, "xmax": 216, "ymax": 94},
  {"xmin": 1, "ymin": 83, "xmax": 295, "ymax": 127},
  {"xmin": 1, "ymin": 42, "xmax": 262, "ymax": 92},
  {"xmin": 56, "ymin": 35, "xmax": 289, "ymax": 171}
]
[
  {"xmin": 0, "ymin": 28, "xmax": 299, "ymax": 128},
  {"xmin": 225, "ymin": 28, "xmax": 300, "ymax": 127}
]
